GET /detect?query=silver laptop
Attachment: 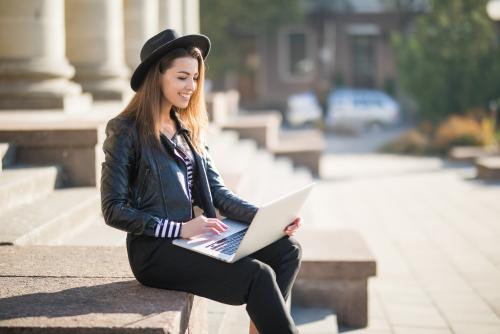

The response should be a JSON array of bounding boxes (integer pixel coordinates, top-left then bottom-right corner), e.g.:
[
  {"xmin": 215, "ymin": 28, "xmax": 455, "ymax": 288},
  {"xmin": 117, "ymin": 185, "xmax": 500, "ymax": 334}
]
[{"xmin": 173, "ymin": 183, "xmax": 314, "ymax": 263}]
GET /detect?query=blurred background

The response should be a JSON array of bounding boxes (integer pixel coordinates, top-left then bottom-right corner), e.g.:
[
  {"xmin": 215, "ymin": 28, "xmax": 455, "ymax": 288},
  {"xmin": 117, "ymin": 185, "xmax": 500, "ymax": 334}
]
[
  {"xmin": 201, "ymin": 0, "xmax": 500, "ymax": 150},
  {"xmin": 1, "ymin": 1, "xmax": 500, "ymax": 334}
]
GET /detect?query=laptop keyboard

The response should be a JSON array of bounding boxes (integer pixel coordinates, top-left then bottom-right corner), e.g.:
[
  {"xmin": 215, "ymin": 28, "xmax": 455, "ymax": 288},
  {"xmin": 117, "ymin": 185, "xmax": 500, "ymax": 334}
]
[{"xmin": 206, "ymin": 228, "xmax": 248, "ymax": 255}]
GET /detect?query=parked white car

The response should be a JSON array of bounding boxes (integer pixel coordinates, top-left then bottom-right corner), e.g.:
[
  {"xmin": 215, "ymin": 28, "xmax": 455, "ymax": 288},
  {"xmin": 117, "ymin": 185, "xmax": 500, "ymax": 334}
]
[
  {"xmin": 286, "ymin": 91, "xmax": 323, "ymax": 126},
  {"xmin": 326, "ymin": 89, "xmax": 400, "ymax": 131}
]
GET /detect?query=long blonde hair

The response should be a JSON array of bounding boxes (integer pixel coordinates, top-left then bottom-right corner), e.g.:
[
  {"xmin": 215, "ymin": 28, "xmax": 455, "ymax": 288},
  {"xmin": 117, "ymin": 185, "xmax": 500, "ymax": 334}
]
[{"xmin": 120, "ymin": 47, "xmax": 208, "ymax": 155}]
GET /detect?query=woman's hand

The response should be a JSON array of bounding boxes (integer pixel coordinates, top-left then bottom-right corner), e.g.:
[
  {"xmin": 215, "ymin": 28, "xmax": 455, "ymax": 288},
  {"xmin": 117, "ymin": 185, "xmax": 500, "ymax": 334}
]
[
  {"xmin": 284, "ymin": 217, "xmax": 301, "ymax": 236},
  {"xmin": 180, "ymin": 215, "xmax": 228, "ymax": 239}
]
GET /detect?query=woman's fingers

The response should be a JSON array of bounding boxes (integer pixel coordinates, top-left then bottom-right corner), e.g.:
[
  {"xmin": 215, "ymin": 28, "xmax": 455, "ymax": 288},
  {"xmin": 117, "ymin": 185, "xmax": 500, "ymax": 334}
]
[
  {"xmin": 205, "ymin": 219, "xmax": 227, "ymax": 234},
  {"xmin": 213, "ymin": 219, "xmax": 228, "ymax": 231},
  {"xmin": 284, "ymin": 217, "xmax": 302, "ymax": 236},
  {"xmin": 217, "ymin": 220, "xmax": 229, "ymax": 229},
  {"xmin": 204, "ymin": 226, "xmax": 221, "ymax": 235}
]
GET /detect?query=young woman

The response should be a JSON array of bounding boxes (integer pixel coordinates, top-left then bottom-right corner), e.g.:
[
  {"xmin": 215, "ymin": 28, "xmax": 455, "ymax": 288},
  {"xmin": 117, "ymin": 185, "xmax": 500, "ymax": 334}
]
[{"xmin": 101, "ymin": 29, "xmax": 302, "ymax": 334}]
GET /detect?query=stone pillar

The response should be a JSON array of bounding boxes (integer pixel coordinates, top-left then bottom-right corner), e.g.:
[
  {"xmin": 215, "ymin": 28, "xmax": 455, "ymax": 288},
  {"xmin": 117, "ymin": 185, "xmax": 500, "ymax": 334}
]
[
  {"xmin": 183, "ymin": 0, "xmax": 200, "ymax": 34},
  {"xmin": 124, "ymin": 0, "xmax": 159, "ymax": 71},
  {"xmin": 66, "ymin": 0, "xmax": 130, "ymax": 101},
  {"xmin": 0, "ymin": 0, "xmax": 91, "ymax": 111},
  {"xmin": 159, "ymin": 0, "xmax": 183, "ymax": 33}
]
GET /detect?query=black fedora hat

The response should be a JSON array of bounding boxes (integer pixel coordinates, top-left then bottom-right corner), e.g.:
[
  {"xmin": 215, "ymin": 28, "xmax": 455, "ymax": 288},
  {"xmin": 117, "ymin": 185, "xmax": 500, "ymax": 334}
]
[{"xmin": 130, "ymin": 29, "xmax": 210, "ymax": 91}]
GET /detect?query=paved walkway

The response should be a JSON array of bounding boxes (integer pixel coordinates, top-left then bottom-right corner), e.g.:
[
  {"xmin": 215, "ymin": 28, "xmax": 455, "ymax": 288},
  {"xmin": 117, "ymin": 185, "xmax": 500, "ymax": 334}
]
[{"xmin": 309, "ymin": 129, "xmax": 500, "ymax": 334}]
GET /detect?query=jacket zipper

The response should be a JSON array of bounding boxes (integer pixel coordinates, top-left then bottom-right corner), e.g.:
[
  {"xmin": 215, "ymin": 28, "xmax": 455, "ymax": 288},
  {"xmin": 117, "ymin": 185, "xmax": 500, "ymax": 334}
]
[
  {"xmin": 186, "ymin": 170, "xmax": 193, "ymax": 219},
  {"xmin": 137, "ymin": 167, "xmax": 150, "ymax": 206},
  {"xmin": 152, "ymin": 155, "xmax": 169, "ymax": 217}
]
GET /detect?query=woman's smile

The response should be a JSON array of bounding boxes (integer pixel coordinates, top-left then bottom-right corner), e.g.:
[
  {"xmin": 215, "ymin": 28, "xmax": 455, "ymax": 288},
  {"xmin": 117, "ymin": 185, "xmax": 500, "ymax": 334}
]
[
  {"xmin": 179, "ymin": 91, "xmax": 192, "ymax": 100},
  {"xmin": 161, "ymin": 57, "xmax": 199, "ymax": 110}
]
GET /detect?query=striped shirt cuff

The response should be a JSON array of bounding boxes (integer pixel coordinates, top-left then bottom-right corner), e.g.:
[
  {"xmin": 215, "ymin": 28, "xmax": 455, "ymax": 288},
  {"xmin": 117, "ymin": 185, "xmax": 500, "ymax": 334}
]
[{"xmin": 154, "ymin": 218, "xmax": 183, "ymax": 238}]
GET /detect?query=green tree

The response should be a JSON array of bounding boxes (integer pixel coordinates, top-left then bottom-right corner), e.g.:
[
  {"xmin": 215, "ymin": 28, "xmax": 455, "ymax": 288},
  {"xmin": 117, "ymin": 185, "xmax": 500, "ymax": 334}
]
[
  {"xmin": 200, "ymin": 0, "xmax": 302, "ymax": 89},
  {"xmin": 393, "ymin": 0, "xmax": 500, "ymax": 122}
]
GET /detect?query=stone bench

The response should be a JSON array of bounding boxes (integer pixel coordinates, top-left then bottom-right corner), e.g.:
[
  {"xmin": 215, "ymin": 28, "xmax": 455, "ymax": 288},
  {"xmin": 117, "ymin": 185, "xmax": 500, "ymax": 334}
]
[
  {"xmin": 270, "ymin": 129, "xmax": 326, "ymax": 176},
  {"xmin": 0, "ymin": 246, "xmax": 206, "ymax": 333},
  {"xmin": 448, "ymin": 145, "xmax": 499, "ymax": 163},
  {"xmin": 293, "ymin": 229, "xmax": 377, "ymax": 328},
  {"xmin": 476, "ymin": 156, "xmax": 500, "ymax": 180},
  {"xmin": 221, "ymin": 112, "xmax": 282, "ymax": 149},
  {"xmin": 0, "ymin": 121, "xmax": 105, "ymax": 187}
]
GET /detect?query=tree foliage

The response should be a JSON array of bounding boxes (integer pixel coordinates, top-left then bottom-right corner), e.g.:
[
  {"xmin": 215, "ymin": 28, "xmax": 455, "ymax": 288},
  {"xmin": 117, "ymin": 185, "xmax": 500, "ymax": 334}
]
[
  {"xmin": 200, "ymin": 0, "xmax": 302, "ymax": 88},
  {"xmin": 393, "ymin": 0, "xmax": 500, "ymax": 122}
]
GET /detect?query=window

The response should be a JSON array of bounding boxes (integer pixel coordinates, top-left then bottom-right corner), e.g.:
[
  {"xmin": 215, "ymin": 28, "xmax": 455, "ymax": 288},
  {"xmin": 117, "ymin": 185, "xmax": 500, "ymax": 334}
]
[
  {"xmin": 278, "ymin": 26, "xmax": 316, "ymax": 82},
  {"xmin": 351, "ymin": 35, "xmax": 376, "ymax": 88}
]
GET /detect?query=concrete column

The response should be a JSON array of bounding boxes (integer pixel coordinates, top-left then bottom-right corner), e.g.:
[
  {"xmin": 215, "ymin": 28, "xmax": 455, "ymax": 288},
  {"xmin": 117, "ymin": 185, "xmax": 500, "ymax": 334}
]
[
  {"xmin": 0, "ymin": 0, "xmax": 91, "ymax": 111},
  {"xmin": 159, "ymin": 0, "xmax": 183, "ymax": 33},
  {"xmin": 66, "ymin": 0, "xmax": 130, "ymax": 101},
  {"xmin": 183, "ymin": 0, "xmax": 200, "ymax": 34},
  {"xmin": 124, "ymin": 0, "xmax": 159, "ymax": 71}
]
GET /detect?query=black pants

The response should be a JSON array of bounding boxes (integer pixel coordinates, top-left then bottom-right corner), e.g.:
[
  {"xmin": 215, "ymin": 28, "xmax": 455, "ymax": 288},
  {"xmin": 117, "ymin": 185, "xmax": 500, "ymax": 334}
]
[{"xmin": 127, "ymin": 234, "xmax": 302, "ymax": 334}]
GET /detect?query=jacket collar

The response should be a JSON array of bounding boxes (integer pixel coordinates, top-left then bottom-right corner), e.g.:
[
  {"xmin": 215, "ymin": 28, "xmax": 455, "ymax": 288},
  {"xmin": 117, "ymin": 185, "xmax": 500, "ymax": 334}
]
[{"xmin": 169, "ymin": 108, "xmax": 190, "ymax": 135}]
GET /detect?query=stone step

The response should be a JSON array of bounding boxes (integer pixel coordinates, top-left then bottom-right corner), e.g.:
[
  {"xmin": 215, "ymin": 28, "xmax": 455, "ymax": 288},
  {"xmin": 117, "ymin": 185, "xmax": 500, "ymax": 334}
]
[
  {"xmin": 207, "ymin": 299, "xmax": 338, "ymax": 334},
  {"xmin": 236, "ymin": 149, "xmax": 275, "ymax": 204},
  {"xmin": 60, "ymin": 213, "xmax": 126, "ymax": 246},
  {"xmin": 223, "ymin": 148, "xmax": 306, "ymax": 207},
  {"xmin": 448, "ymin": 145, "xmax": 499, "ymax": 163},
  {"xmin": 232, "ymin": 154, "xmax": 297, "ymax": 206},
  {"xmin": 476, "ymin": 156, "xmax": 500, "ymax": 180},
  {"xmin": 0, "ymin": 142, "xmax": 15, "ymax": 171},
  {"xmin": 212, "ymin": 138, "xmax": 257, "ymax": 175},
  {"xmin": 258, "ymin": 157, "xmax": 297, "ymax": 203},
  {"xmin": 206, "ymin": 128, "xmax": 239, "ymax": 156},
  {"xmin": 270, "ymin": 129, "xmax": 326, "ymax": 176},
  {"xmin": 207, "ymin": 129, "xmax": 315, "ymax": 204},
  {"xmin": 293, "ymin": 229, "xmax": 377, "ymax": 328},
  {"xmin": 211, "ymin": 138, "xmax": 259, "ymax": 194},
  {"xmin": 0, "ymin": 246, "xmax": 204, "ymax": 333},
  {"xmin": 292, "ymin": 306, "xmax": 339, "ymax": 334},
  {"xmin": 221, "ymin": 111, "xmax": 282, "ymax": 148},
  {"xmin": 0, "ymin": 187, "xmax": 100, "ymax": 245},
  {"xmin": 0, "ymin": 165, "xmax": 60, "ymax": 213},
  {"xmin": 214, "ymin": 302, "xmax": 250, "ymax": 334},
  {"xmin": 207, "ymin": 299, "xmax": 227, "ymax": 334}
]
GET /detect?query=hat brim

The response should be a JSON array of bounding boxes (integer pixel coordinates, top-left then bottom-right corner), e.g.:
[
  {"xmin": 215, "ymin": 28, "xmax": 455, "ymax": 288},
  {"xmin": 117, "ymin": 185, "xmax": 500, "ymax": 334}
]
[{"xmin": 130, "ymin": 34, "xmax": 210, "ymax": 91}]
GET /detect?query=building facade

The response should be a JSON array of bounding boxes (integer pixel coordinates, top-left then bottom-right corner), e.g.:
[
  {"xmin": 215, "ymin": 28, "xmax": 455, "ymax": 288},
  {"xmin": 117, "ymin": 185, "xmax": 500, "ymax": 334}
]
[
  {"xmin": 0, "ymin": 0, "xmax": 199, "ymax": 111},
  {"xmin": 237, "ymin": 0, "xmax": 427, "ymax": 110}
]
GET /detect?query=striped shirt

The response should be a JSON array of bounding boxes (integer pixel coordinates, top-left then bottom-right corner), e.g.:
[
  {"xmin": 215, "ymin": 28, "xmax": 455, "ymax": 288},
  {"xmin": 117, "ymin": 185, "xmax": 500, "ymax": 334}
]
[
  {"xmin": 171, "ymin": 133, "xmax": 194, "ymax": 204},
  {"xmin": 154, "ymin": 131, "xmax": 194, "ymax": 239}
]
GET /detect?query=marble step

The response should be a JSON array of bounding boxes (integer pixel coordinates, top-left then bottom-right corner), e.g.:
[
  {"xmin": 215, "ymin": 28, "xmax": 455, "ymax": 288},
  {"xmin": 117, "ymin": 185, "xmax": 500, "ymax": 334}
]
[
  {"xmin": 207, "ymin": 299, "xmax": 338, "ymax": 334},
  {"xmin": 0, "ymin": 187, "xmax": 100, "ymax": 245},
  {"xmin": 206, "ymin": 128, "xmax": 240, "ymax": 162},
  {"xmin": 59, "ymin": 213, "xmax": 125, "ymax": 246},
  {"xmin": 0, "ymin": 165, "xmax": 60, "ymax": 212},
  {"xmin": 292, "ymin": 306, "xmax": 339, "ymax": 334}
]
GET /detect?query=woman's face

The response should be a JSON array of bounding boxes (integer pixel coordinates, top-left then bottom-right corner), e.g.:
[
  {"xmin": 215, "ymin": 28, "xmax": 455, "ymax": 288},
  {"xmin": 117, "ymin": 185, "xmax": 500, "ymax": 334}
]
[{"xmin": 160, "ymin": 56, "xmax": 199, "ymax": 109}]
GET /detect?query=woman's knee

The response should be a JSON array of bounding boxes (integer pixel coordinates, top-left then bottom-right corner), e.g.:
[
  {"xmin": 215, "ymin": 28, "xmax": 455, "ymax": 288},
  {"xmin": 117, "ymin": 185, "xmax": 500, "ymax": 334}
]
[
  {"xmin": 287, "ymin": 237, "xmax": 302, "ymax": 261},
  {"xmin": 275, "ymin": 237, "xmax": 302, "ymax": 265},
  {"xmin": 255, "ymin": 261, "xmax": 276, "ymax": 281}
]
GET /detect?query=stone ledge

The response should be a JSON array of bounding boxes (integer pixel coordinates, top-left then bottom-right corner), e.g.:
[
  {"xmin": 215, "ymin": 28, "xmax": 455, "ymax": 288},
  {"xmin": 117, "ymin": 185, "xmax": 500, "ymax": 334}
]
[
  {"xmin": 0, "ymin": 246, "xmax": 131, "ymax": 278},
  {"xmin": 448, "ymin": 145, "xmax": 499, "ymax": 163},
  {"xmin": 0, "ymin": 246, "xmax": 205, "ymax": 333},
  {"xmin": 221, "ymin": 112, "xmax": 282, "ymax": 149},
  {"xmin": 0, "ymin": 189, "xmax": 100, "ymax": 246},
  {"xmin": 293, "ymin": 229, "xmax": 377, "ymax": 329},
  {"xmin": 476, "ymin": 156, "xmax": 500, "ymax": 180},
  {"xmin": 296, "ymin": 229, "xmax": 376, "ymax": 279},
  {"xmin": 270, "ymin": 129, "xmax": 326, "ymax": 176},
  {"xmin": 0, "ymin": 125, "xmax": 105, "ymax": 187},
  {"xmin": 0, "ymin": 277, "xmax": 192, "ymax": 333}
]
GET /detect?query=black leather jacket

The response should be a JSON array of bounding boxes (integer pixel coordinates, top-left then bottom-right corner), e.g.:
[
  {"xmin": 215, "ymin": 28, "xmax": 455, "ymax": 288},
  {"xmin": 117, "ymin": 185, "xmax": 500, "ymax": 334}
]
[{"xmin": 100, "ymin": 113, "xmax": 258, "ymax": 238}]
